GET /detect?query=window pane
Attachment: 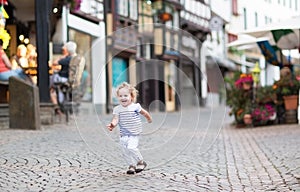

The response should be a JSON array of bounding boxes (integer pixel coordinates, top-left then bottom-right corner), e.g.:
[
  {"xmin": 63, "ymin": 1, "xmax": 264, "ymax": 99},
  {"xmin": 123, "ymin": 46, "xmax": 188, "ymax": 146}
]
[
  {"xmin": 118, "ymin": 0, "xmax": 128, "ymax": 17},
  {"xmin": 129, "ymin": 0, "xmax": 138, "ymax": 20}
]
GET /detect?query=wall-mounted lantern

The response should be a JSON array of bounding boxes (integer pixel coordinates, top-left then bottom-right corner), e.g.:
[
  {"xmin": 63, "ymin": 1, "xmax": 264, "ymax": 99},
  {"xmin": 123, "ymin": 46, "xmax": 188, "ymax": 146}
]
[
  {"xmin": 147, "ymin": 0, "xmax": 174, "ymax": 23},
  {"xmin": 158, "ymin": 11, "xmax": 172, "ymax": 22}
]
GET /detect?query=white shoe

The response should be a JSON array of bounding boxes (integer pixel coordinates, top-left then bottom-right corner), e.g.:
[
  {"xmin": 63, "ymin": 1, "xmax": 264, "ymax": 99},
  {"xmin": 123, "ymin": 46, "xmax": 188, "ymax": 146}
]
[{"xmin": 135, "ymin": 161, "xmax": 147, "ymax": 173}]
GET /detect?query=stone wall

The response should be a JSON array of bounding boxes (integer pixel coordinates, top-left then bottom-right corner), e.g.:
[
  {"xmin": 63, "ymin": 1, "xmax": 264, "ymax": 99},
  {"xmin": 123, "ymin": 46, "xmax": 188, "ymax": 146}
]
[{"xmin": 0, "ymin": 104, "xmax": 55, "ymax": 130}]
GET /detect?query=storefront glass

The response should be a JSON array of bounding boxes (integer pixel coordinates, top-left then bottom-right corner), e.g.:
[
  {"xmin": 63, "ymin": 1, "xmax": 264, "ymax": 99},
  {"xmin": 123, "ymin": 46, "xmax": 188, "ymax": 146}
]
[
  {"xmin": 69, "ymin": 28, "xmax": 92, "ymax": 102},
  {"xmin": 112, "ymin": 57, "xmax": 128, "ymax": 105}
]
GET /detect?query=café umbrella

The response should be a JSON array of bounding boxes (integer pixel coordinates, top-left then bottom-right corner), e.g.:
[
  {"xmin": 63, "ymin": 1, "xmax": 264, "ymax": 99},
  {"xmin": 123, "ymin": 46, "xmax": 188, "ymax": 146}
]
[{"xmin": 240, "ymin": 16, "xmax": 300, "ymax": 50}]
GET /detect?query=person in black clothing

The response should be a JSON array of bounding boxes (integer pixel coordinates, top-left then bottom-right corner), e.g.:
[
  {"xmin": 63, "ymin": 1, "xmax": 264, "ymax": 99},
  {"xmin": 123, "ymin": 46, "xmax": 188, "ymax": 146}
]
[
  {"xmin": 51, "ymin": 41, "xmax": 77, "ymax": 85},
  {"xmin": 50, "ymin": 41, "xmax": 77, "ymax": 115}
]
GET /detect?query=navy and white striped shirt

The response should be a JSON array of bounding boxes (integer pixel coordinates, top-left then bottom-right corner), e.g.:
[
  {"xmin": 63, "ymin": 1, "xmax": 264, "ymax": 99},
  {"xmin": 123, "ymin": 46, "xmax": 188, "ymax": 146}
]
[{"xmin": 113, "ymin": 103, "xmax": 142, "ymax": 136}]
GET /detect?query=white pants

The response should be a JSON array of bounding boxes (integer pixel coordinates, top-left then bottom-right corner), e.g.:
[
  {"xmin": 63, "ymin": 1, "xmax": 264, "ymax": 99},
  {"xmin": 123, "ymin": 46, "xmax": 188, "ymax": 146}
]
[{"xmin": 120, "ymin": 135, "xmax": 143, "ymax": 166}]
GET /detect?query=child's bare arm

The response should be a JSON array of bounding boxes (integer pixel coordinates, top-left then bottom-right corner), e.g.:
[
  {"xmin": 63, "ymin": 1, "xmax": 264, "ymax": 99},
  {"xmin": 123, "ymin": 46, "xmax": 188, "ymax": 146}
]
[
  {"xmin": 140, "ymin": 108, "xmax": 152, "ymax": 123},
  {"xmin": 107, "ymin": 115, "xmax": 119, "ymax": 131}
]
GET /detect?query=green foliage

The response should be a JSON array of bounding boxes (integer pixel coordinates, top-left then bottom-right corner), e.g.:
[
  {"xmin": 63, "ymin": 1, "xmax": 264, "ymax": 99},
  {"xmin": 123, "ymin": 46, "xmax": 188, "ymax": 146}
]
[
  {"xmin": 228, "ymin": 47, "xmax": 244, "ymax": 56},
  {"xmin": 273, "ymin": 75, "xmax": 300, "ymax": 96},
  {"xmin": 255, "ymin": 85, "xmax": 276, "ymax": 104}
]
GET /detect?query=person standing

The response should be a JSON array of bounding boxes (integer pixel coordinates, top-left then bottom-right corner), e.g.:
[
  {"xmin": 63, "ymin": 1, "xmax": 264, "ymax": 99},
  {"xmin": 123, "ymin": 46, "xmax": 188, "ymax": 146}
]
[
  {"xmin": 107, "ymin": 82, "xmax": 152, "ymax": 174},
  {"xmin": 0, "ymin": 39, "xmax": 27, "ymax": 81}
]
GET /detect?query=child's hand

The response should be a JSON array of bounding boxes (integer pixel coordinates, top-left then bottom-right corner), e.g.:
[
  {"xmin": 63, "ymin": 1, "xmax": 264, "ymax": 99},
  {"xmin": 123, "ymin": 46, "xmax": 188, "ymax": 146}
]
[
  {"xmin": 140, "ymin": 109, "xmax": 152, "ymax": 123},
  {"xmin": 106, "ymin": 123, "xmax": 115, "ymax": 131}
]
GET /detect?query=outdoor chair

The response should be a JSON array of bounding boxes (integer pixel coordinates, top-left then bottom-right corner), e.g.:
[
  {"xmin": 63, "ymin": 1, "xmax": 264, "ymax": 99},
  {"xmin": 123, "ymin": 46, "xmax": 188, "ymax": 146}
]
[{"xmin": 54, "ymin": 55, "xmax": 85, "ymax": 123}]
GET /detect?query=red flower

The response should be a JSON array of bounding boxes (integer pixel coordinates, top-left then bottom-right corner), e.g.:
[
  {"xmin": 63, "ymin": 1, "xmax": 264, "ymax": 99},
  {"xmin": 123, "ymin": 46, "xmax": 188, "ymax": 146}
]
[{"xmin": 234, "ymin": 74, "xmax": 253, "ymax": 89}]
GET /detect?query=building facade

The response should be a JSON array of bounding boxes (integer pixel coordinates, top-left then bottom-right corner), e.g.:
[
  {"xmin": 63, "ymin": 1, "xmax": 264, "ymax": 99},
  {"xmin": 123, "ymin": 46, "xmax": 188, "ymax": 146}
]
[
  {"xmin": 227, "ymin": 0, "xmax": 300, "ymax": 86},
  {"xmin": 4, "ymin": 0, "xmax": 107, "ymax": 113},
  {"xmin": 104, "ymin": 0, "xmax": 212, "ymax": 112},
  {"xmin": 6, "ymin": 0, "xmax": 238, "ymax": 114},
  {"xmin": 56, "ymin": 0, "xmax": 107, "ymax": 114},
  {"xmin": 202, "ymin": 0, "xmax": 236, "ymax": 106}
]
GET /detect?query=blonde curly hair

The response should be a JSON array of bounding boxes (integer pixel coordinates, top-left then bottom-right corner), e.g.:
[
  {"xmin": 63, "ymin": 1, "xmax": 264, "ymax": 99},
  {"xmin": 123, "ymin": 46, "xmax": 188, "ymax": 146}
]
[{"xmin": 116, "ymin": 82, "xmax": 139, "ymax": 102}]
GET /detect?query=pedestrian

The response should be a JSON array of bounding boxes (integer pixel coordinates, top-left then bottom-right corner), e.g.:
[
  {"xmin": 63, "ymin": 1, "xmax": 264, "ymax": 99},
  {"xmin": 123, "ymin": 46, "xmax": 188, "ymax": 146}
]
[{"xmin": 107, "ymin": 82, "xmax": 152, "ymax": 174}]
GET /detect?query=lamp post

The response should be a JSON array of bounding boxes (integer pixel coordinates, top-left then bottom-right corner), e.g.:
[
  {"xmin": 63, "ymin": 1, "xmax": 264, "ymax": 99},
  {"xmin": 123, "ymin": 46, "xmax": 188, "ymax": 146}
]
[
  {"xmin": 251, "ymin": 62, "xmax": 261, "ymax": 110},
  {"xmin": 252, "ymin": 62, "xmax": 261, "ymax": 88}
]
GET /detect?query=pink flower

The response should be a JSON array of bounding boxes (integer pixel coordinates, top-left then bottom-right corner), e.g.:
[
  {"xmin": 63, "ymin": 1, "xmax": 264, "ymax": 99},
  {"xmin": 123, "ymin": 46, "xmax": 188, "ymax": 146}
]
[
  {"xmin": 251, "ymin": 104, "xmax": 275, "ymax": 123},
  {"xmin": 235, "ymin": 74, "xmax": 253, "ymax": 89}
]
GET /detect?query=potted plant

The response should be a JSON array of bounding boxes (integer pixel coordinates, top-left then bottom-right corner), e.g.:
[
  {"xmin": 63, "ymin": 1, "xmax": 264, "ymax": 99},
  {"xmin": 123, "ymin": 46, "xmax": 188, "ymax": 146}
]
[
  {"xmin": 255, "ymin": 85, "xmax": 277, "ymax": 104},
  {"xmin": 251, "ymin": 103, "xmax": 276, "ymax": 126},
  {"xmin": 273, "ymin": 67, "xmax": 300, "ymax": 110},
  {"xmin": 225, "ymin": 72, "xmax": 253, "ymax": 126}
]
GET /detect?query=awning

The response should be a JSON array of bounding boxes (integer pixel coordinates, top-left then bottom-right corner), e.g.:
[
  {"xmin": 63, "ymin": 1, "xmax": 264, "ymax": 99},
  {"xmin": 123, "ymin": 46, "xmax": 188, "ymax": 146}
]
[
  {"xmin": 239, "ymin": 16, "xmax": 300, "ymax": 50},
  {"xmin": 229, "ymin": 59, "xmax": 255, "ymax": 68},
  {"xmin": 206, "ymin": 55, "xmax": 237, "ymax": 70},
  {"xmin": 226, "ymin": 34, "xmax": 269, "ymax": 48}
]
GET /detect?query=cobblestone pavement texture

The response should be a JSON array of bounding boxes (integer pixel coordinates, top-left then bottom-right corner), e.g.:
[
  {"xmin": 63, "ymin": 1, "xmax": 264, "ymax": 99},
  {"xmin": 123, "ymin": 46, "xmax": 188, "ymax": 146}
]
[{"xmin": 0, "ymin": 106, "xmax": 300, "ymax": 191}]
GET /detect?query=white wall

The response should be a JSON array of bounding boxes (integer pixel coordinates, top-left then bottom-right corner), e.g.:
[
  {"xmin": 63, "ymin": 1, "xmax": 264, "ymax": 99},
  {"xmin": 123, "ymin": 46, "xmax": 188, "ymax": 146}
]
[
  {"xmin": 67, "ymin": 9, "xmax": 107, "ymax": 113},
  {"xmin": 227, "ymin": 0, "xmax": 300, "ymax": 88},
  {"xmin": 210, "ymin": 0, "xmax": 232, "ymax": 22},
  {"xmin": 229, "ymin": 0, "xmax": 300, "ymax": 32},
  {"xmin": 92, "ymin": 28, "xmax": 107, "ymax": 113}
]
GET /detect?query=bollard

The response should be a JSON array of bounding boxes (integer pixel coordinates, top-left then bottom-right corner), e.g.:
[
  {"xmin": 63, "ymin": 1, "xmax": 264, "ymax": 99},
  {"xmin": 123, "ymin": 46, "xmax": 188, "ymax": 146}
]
[{"xmin": 9, "ymin": 77, "xmax": 41, "ymax": 130}]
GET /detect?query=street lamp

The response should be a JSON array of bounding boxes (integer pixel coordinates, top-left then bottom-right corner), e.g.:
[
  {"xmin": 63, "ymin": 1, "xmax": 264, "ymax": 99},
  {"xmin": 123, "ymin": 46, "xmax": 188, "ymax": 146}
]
[
  {"xmin": 252, "ymin": 62, "xmax": 261, "ymax": 87},
  {"xmin": 251, "ymin": 62, "xmax": 261, "ymax": 114}
]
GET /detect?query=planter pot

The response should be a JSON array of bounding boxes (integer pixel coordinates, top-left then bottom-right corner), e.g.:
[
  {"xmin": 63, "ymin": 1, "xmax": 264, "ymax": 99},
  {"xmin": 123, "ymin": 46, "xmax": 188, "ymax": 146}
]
[
  {"xmin": 283, "ymin": 95, "xmax": 298, "ymax": 110},
  {"xmin": 285, "ymin": 109, "xmax": 297, "ymax": 124},
  {"xmin": 242, "ymin": 82, "xmax": 251, "ymax": 90},
  {"xmin": 243, "ymin": 114, "xmax": 252, "ymax": 125}
]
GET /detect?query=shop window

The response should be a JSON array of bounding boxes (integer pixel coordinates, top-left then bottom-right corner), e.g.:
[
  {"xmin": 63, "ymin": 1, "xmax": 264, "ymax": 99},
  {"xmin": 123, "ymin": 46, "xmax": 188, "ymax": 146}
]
[
  {"xmin": 68, "ymin": 28, "xmax": 93, "ymax": 102},
  {"xmin": 129, "ymin": 0, "xmax": 138, "ymax": 20},
  {"xmin": 118, "ymin": 0, "xmax": 128, "ymax": 17},
  {"xmin": 112, "ymin": 57, "xmax": 129, "ymax": 105},
  {"xmin": 243, "ymin": 8, "xmax": 247, "ymax": 30}
]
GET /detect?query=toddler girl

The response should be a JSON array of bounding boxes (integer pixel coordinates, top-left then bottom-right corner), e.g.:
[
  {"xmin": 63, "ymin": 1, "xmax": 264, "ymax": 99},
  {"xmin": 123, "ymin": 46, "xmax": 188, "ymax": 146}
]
[{"xmin": 107, "ymin": 82, "xmax": 152, "ymax": 174}]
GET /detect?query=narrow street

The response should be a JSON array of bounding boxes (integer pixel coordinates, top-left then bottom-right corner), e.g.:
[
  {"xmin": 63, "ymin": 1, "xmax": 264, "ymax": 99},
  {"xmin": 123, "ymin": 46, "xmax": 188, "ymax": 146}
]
[{"xmin": 0, "ymin": 105, "xmax": 299, "ymax": 191}]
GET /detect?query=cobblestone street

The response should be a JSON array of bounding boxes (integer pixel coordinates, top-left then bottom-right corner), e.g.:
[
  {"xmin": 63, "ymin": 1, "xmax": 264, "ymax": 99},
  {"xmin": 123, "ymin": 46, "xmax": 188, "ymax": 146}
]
[{"xmin": 0, "ymin": 106, "xmax": 300, "ymax": 191}]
